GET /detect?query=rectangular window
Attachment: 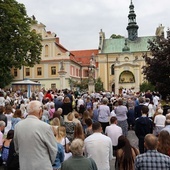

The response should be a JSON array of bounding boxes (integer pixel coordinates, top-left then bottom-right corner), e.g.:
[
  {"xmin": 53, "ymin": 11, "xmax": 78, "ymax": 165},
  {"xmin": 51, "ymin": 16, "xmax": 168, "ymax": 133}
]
[
  {"xmin": 14, "ymin": 69, "xmax": 17, "ymax": 77},
  {"xmin": 45, "ymin": 45, "xmax": 49, "ymax": 57},
  {"xmin": 79, "ymin": 69, "xmax": 81, "ymax": 77},
  {"xmin": 51, "ymin": 83, "xmax": 56, "ymax": 89},
  {"xmin": 37, "ymin": 67, "xmax": 42, "ymax": 76},
  {"xmin": 84, "ymin": 70, "xmax": 88, "ymax": 77},
  {"xmin": 76, "ymin": 69, "xmax": 78, "ymax": 76},
  {"xmin": 25, "ymin": 68, "xmax": 30, "ymax": 76},
  {"xmin": 51, "ymin": 66, "xmax": 56, "ymax": 75},
  {"xmin": 73, "ymin": 67, "xmax": 75, "ymax": 76}
]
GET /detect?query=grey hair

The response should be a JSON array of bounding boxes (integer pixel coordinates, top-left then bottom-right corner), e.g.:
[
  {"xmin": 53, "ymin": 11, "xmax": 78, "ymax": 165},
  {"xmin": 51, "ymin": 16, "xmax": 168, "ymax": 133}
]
[
  {"xmin": 102, "ymin": 97, "xmax": 108, "ymax": 104},
  {"xmin": 0, "ymin": 121, "xmax": 6, "ymax": 127},
  {"xmin": 27, "ymin": 101, "xmax": 42, "ymax": 115},
  {"xmin": 69, "ymin": 138, "xmax": 84, "ymax": 156},
  {"xmin": 157, "ymin": 108, "xmax": 163, "ymax": 114}
]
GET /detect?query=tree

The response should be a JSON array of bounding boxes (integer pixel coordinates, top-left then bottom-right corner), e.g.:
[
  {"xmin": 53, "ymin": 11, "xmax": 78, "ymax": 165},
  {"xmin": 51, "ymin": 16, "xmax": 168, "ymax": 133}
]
[
  {"xmin": 78, "ymin": 79, "xmax": 88, "ymax": 91},
  {"xmin": 68, "ymin": 78, "xmax": 88, "ymax": 92},
  {"xmin": 0, "ymin": 0, "xmax": 42, "ymax": 87},
  {"xmin": 110, "ymin": 34, "xmax": 124, "ymax": 39},
  {"xmin": 143, "ymin": 33, "xmax": 170, "ymax": 99},
  {"xmin": 95, "ymin": 77, "xmax": 104, "ymax": 92},
  {"xmin": 140, "ymin": 82, "xmax": 155, "ymax": 93},
  {"xmin": 68, "ymin": 77, "xmax": 104, "ymax": 93}
]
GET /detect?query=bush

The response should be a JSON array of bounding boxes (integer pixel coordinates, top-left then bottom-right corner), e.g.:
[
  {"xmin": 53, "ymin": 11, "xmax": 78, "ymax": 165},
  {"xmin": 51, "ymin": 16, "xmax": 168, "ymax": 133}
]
[{"xmin": 140, "ymin": 82, "xmax": 155, "ymax": 92}]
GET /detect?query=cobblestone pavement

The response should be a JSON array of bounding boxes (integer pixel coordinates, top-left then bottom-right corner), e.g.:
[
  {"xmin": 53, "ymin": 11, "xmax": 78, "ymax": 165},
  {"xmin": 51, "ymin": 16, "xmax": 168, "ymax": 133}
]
[
  {"xmin": 127, "ymin": 130, "xmax": 138, "ymax": 149},
  {"xmin": 110, "ymin": 130, "xmax": 139, "ymax": 170}
]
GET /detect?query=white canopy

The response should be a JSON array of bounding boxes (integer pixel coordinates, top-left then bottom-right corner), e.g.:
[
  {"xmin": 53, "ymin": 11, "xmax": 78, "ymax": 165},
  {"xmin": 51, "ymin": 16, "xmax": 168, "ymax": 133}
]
[{"xmin": 12, "ymin": 79, "xmax": 40, "ymax": 85}]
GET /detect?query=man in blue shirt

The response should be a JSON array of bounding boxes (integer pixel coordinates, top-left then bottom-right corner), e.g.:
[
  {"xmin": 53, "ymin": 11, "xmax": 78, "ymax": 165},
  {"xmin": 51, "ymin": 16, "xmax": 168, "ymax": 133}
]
[{"xmin": 135, "ymin": 134, "xmax": 170, "ymax": 170}]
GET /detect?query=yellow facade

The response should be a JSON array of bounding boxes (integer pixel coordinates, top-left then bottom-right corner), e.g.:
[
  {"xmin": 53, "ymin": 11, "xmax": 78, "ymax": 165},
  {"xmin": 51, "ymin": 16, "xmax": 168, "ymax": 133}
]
[
  {"xmin": 97, "ymin": 51, "xmax": 151, "ymax": 94},
  {"xmin": 12, "ymin": 21, "xmax": 81, "ymax": 90}
]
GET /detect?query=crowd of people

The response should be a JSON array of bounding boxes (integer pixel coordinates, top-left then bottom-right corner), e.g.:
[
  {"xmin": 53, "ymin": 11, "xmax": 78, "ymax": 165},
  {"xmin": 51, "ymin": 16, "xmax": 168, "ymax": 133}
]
[{"xmin": 0, "ymin": 88, "xmax": 169, "ymax": 170}]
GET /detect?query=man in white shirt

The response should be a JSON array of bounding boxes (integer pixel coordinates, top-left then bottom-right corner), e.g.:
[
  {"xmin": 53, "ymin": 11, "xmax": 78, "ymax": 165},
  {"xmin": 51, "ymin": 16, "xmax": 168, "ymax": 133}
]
[
  {"xmin": 38, "ymin": 89, "xmax": 44, "ymax": 103},
  {"xmin": 84, "ymin": 122, "xmax": 113, "ymax": 170},
  {"xmin": 105, "ymin": 116, "xmax": 122, "ymax": 156},
  {"xmin": 77, "ymin": 95, "xmax": 84, "ymax": 111},
  {"xmin": 153, "ymin": 93, "xmax": 160, "ymax": 110}
]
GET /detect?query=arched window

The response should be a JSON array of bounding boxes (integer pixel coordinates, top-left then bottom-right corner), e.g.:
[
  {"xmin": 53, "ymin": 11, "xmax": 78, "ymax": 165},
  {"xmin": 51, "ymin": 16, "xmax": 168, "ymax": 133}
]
[
  {"xmin": 111, "ymin": 64, "xmax": 114, "ymax": 75},
  {"xmin": 45, "ymin": 45, "xmax": 49, "ymax": 57},
  {"xmin": 119, "ymin": 71, "xmax": 135, "ymax": 83}
]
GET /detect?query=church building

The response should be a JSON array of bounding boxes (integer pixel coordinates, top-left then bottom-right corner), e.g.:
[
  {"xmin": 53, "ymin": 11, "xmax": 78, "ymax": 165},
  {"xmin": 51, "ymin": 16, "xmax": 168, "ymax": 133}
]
[
  {"xmin": 11, "ymin": 0, "xmax": 164, "ymax": 94},
  {"xmin": 97, "ymin": 0, "xmax": 163, "ymax": 94}
]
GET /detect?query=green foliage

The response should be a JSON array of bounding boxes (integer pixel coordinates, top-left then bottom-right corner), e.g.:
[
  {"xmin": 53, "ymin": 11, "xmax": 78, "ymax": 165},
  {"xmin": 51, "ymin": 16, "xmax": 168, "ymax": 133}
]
[
  {"xmin": 0, "ymin": 0, "xmax": 42, "ymax": 87},
  {"xmin": 143, "ymin": 35, "xmax": 170, "ymax": 99},
  {"xmin": 78, "ymin": 79, "xmax": 88, "ymax": 91},
  {"xmin": 140, "ymin": 82, "xmax": 155, "ymax": 92},
  {"xmin": 110, "ymin": 34, "xmax": 124, "ymax": 39},
  {"xmin": 95, "ymin": 77, "xmax": 104, "ymax": 92},
  {"xmin": 68, "ymin": 77, "xmax": 104, "ymax": 92},
  {"xmin": 68, "ymin": 78, "xmax": 88, "ymax": 91},
  {"xmin": 0, "ymin": 71, "xmax": 14, "ymax": 88}
]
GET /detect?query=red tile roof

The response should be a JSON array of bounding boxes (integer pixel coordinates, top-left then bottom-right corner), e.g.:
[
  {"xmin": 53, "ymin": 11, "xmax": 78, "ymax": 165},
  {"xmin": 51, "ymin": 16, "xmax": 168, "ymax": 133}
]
[
  {"xmin": 54, "ymin": 37, "xmax": 98, "ymax": 67},
  {"xmin": 71, "ymin": 49, "xmax": 98, "ymax": 66}
]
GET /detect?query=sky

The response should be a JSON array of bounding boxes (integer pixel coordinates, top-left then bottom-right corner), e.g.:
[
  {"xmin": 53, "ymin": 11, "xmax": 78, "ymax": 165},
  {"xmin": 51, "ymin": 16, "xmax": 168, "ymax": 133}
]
[{"xmin": 16, "ymin": 0, "xmax": 170, "ymax": 50}]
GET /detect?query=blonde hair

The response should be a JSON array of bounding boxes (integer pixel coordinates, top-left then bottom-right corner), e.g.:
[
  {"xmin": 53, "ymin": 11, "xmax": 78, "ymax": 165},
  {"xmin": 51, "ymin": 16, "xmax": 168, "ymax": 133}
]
[
  {"xmin": 157, "ymin": 108, "xmax": 163, "ymax": 114},
  {"xmin": 56, "ymin": 126, "xmax": 66, "ymax": 142},
  {"xmin": 51, "ymin": 117, "xmax": 60, "ymax": 126},
  {"xmin": 67, "ymin": 112, "xmax": 74, "ymax": 121}
]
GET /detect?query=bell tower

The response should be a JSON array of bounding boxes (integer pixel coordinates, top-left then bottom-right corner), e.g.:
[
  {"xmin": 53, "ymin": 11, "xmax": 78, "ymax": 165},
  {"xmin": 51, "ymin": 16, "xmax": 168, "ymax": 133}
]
[{"xmin": 126, "ymin": 0, "xmax": 139, "ymax": 41}]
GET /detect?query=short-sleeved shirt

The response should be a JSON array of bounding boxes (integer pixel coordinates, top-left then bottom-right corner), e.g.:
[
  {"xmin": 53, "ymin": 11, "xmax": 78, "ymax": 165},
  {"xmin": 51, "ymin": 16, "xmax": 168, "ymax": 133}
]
[
  {"xmin": 154, "ymin": 115, "xmax": 166, "ymax": 127},
  {"xmin": 105, "ymin": 124, "xmax": 122, "ymax": 146},
  {"xmin": 135, "ymin": 150, "xmax": 170, "ymax": 170}
]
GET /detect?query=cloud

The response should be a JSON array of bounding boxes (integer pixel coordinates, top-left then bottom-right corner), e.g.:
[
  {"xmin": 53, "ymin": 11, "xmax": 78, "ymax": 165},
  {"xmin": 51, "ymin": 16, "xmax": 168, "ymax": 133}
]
[{"xmin": 17, "ymin": 0, "xmax": 170, "ymax": 50}]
